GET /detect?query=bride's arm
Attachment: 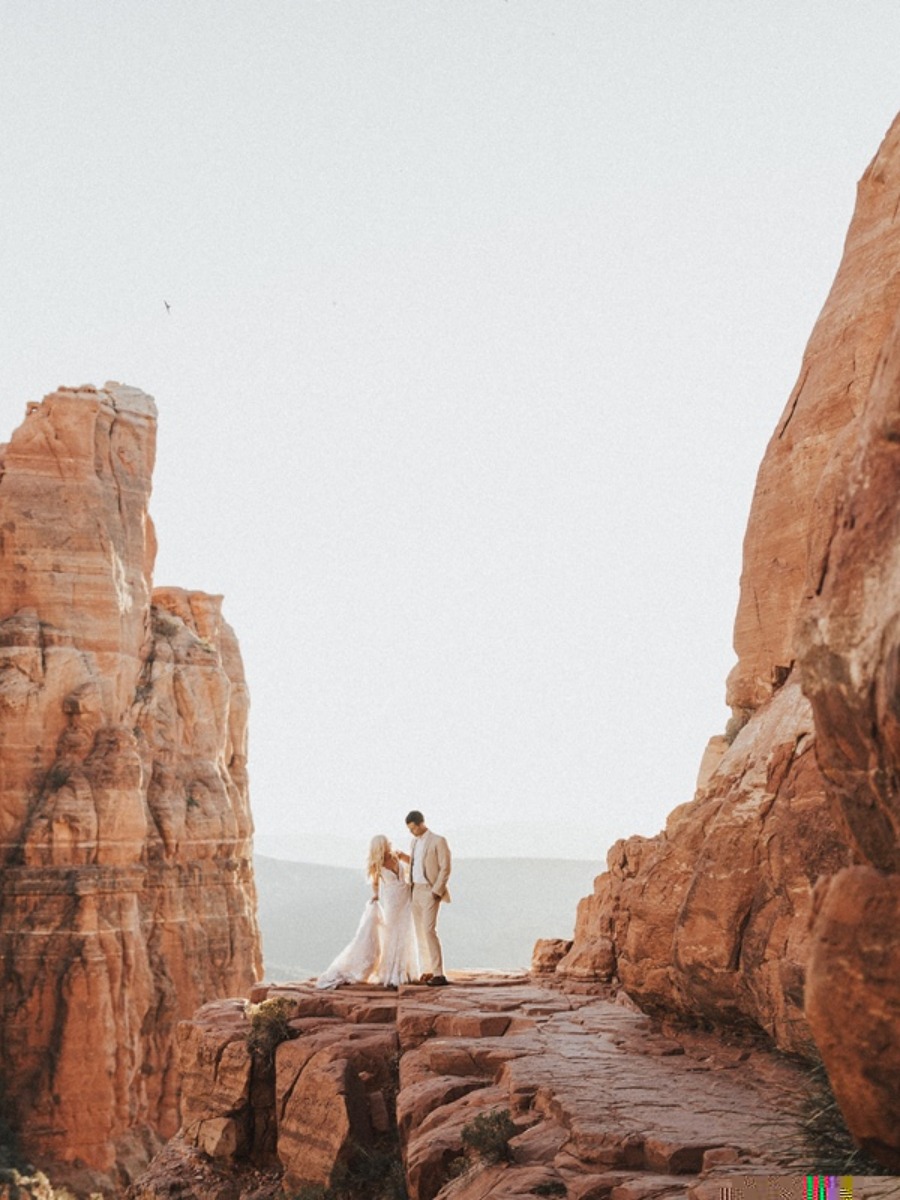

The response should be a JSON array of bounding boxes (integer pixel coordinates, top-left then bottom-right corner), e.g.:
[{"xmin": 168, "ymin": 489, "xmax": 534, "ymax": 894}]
[{"xmin": 396, "ymin": 851, "xmax": 410, "ymax": 863}]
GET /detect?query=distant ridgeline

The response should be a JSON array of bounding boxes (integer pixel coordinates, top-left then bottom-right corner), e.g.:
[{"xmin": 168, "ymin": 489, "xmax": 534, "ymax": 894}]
[{"xmin": 254, "ymin": 854, "xmax": 596, "ymax": 979}]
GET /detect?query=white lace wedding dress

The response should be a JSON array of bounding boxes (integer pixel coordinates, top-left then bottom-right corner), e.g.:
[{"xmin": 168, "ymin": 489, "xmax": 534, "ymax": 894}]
[{"xmin": 316, "ymin": 865, "xmax": 418, "ymax": 989}]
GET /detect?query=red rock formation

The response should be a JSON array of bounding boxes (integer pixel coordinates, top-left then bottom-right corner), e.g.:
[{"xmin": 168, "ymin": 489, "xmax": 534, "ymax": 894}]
[
  {"xmin": 0, "ymin": 385, "xmax": 261, "ymax": 1194},
  {"xmin": 796, "ymin": 303, "xmax": 900, "ymax": 1169},
  {"xmin": 129, "ymin": 975, "xmax": 824, "ymax": 1200},
  {"xmin": 728, "ymin": 113, "xmax": 900, "ymax": 716},
  {"xmin": 561, "ymin": 679, "xmax": 849, "ymax": 1053},
  {"xmin": 557, "ymin": 114, "xmax": 900, "ymax": 1167},
  {"xmin": 804, "ymin": 869, "xmax": 900, "ymax": 1172}
]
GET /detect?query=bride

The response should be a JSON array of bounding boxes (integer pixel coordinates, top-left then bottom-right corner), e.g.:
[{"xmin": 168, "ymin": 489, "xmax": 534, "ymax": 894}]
[{"xmin": 316, "ymin": 835, "xmax": 419, "ymax": 989}]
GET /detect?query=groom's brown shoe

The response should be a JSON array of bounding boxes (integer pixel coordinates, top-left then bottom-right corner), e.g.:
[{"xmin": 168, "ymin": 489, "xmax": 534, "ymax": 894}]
[{"xmin": 426, "ymin": 975, "xmax": 449, "ymax": 987}]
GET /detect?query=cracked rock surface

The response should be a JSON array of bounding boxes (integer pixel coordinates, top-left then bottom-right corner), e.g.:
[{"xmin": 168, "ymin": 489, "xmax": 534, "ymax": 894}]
[{"xmin": 130, "ymin": 971, "xmax": 893, "ymax": 1200}]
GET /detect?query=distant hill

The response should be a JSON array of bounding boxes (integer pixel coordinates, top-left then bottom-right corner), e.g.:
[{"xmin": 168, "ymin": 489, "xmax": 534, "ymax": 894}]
[{"xmin": 254, "ymin": 855, "xmax": 598, "ymax": 981}]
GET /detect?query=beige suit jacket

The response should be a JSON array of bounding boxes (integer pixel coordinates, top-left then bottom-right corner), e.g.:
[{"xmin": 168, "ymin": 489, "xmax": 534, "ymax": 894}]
[{"xmin": 411, "ymin": 830, "xmax": 452, "ymax": 902}]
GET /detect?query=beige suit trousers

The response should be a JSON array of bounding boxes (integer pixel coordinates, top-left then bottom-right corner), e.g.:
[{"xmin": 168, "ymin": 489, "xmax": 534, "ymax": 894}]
[{"xmin": 411, "ymin": 883, "xmax": 444, "ymax": 976}]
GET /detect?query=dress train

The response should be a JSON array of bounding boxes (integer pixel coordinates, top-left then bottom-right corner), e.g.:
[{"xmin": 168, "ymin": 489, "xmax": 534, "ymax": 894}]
[{"xmin": 316, "ymin": 865, "xmax": 418, "ymax": 989}]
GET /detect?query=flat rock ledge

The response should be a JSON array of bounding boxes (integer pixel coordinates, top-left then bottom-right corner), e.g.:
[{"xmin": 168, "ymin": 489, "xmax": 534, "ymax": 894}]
[{"xmin": 127, "ymin": 972, "xmax": 895, "ymax": 1200}]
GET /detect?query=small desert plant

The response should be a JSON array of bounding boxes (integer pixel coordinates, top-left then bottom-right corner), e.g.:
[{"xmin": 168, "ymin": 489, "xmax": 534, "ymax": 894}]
[
  {"xmin": 460, "ymin": 1108, "xmax": 517, "ymax": 1165},
  {"xmin": 330, "ymin": 1144, "xmax": 408, "ymax": 1200},
  {"xmin": 797, "ymin": 1060, "xmax": 893, "ymax": 1175},
  {"xmin": 533, "ymin": 1182, "xmax": 566, "ymax": 1197},
  {"xmin": 290, "ymin": 1142, "xmax": 407, "ymax": 1200},
  {"xmin": 445, "ymin": 1153, "xmax": 468, "ymax": 1180},
  {"xmin": 245, "ymin": 995, "xmax": 296, "ymax": 1061}
]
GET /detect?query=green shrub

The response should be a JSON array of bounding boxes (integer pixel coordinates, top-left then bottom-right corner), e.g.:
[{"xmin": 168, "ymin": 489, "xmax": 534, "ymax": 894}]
[
  {"xmin": 460, "ymin": 1108, "xmax": 517, "ymax": 1164},
  {"xmin": 290, "ymin": 1142, "xmax": 407, "ymax": 1200},
  {"xmin": 445, "ymin": 1154, "xmax": 468, "ymax": 1180},
  {"xmin": 331, "ymin": 1144, "xmax": 407, "ymax": 1200},
  {"xmin": 797, "ymin": 1060, "xmax": 893, "ymax": 1175},
  {"xmin": 245, "ymin": 996, "xmax": 296, "ymax": 1061}
]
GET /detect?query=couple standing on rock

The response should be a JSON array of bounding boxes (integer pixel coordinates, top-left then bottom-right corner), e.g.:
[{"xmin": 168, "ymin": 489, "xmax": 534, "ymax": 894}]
[{"xmin": 316, "ymin": 810, "xmax": 452, "ymax": 990}]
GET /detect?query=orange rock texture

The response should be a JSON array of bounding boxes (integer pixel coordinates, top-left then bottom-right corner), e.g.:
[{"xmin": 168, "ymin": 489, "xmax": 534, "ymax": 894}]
[
  {"xmin": 0, "ymin": 384, "xmax": 261, "ymax": 1192},
  {"xmin": 729, "ymin": 113, "xmax": 900, "ymax": 716},
  {"xmin": 129, "ymin": 974, "xmax": 819, "ymax": 1200},
  {"xmin": 797, "ymin": 298, "xmax": 900, "ymax": 1170},
  {"xmin": 558, "ymin": 115, "xmax": 900, "ymax": 1166}
]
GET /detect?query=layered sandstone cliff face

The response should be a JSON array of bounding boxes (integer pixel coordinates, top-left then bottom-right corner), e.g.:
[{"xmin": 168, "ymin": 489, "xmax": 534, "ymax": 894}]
[
  {"xmin": 0, "ymin": 385, "xmax": 261, "ymax": 1191},
  {"xmin": 559, "ymin": 114, "xmax": 900, "ymax": 1165}
]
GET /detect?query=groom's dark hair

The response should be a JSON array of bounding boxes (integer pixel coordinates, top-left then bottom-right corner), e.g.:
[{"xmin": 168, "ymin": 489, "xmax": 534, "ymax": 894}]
[{"xmin": 405, "ymin": 810, "xmax": 425, "ymax": 825}]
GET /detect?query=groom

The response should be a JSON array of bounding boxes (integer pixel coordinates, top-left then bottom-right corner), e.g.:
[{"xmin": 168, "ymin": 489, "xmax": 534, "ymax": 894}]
[{"xmin": 406, "ymin": 810, "xmax": 451, "ymax": 987}]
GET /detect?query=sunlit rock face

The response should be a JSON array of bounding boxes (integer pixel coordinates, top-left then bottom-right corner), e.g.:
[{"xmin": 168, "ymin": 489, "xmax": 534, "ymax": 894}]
[
  {"xmin": 798, "ymin": 303, "xmax": 900, "ymax": 1169},
  {"xmin": 0, "ymin": 384, "xmax": 261, "ymax": 1189},
  {"xmin": 558, "ymin": 114, "xmax": 900, "ymax": 1165},
  {"xmin": 561, "ymin": 679, "xmax": 849, "ymax": 1055},
  {"xmin": 728, "ymin": 113, "xmax": 900, "ymax": 717}
]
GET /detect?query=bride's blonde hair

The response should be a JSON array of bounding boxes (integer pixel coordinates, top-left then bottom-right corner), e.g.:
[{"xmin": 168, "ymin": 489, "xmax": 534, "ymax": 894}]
[{"xmin": 367, "ymin": 835, "xmax": 390, "ymax": 884}]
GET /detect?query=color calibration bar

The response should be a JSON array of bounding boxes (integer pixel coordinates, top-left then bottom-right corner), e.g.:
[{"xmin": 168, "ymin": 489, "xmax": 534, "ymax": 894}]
[
  {"xmin": 718, "ymin": 1178, "xmax": 856, "ymax": 1200},
  {"xmin": 807, "ymin": 1178, "xmax": 854, "ymax": 1200}
]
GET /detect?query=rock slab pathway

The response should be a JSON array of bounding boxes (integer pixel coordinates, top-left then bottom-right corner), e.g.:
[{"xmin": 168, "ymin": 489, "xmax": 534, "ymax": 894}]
[{"xmin": 129, "ymin": 972, "xmax": 895, "ymax": 1200}]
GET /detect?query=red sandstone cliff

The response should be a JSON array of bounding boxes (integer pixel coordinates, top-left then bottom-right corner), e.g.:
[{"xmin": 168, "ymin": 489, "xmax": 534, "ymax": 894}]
[
  {"xmin": 798, "ymin": 304, "xmax": 900, "ymax": 1168},
  {"xmin": 557, "ymin": 115, "xmax": 900, "ymax": 1167},
  {"xmin": 0, "ymin": 384, "xmax": 262, "ymax": 1193}
]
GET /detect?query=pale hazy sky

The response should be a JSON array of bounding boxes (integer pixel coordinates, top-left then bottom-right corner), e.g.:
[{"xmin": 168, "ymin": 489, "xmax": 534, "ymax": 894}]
[{"xmin": 2, "ymin": 2, "xmax": 899, "ymax": 866}]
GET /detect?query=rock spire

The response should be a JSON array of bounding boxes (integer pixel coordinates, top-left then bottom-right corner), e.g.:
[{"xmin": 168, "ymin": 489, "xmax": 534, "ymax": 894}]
[{"xmin": 0, "ymin": 384, "xmax": 261, "ymax": 1193}]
